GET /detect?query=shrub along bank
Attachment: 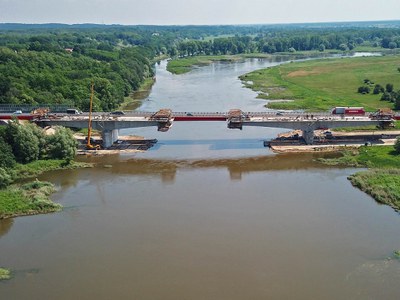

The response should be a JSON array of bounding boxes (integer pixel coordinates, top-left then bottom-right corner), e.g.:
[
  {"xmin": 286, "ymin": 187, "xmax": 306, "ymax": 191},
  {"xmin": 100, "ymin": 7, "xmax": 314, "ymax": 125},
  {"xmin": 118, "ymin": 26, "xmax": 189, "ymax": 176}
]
[{"xmin": 0, "ymin": 268, "xmax": 11, "ymax": 280}]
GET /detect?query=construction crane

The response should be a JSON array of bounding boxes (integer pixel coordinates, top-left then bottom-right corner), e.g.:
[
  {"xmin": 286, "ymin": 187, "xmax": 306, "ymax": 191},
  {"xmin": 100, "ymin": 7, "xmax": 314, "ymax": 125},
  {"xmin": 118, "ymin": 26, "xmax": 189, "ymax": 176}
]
[{"xmin": 86, "ymin": 83, "xmax": 100, "ymax": 150}]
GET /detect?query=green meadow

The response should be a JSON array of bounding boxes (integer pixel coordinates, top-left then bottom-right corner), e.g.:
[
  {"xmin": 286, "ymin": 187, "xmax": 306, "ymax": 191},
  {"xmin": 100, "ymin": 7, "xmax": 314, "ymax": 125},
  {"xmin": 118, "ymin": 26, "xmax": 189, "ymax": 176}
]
[{"xmin": 240, "ymin": 54, "xmax": 400, "ymax": 111}]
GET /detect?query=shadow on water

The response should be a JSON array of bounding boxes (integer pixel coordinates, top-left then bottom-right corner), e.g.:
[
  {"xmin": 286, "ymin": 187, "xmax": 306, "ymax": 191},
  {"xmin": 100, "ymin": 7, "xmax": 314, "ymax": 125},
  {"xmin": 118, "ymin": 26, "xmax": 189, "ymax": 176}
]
[
  {"xmin": 0, "ymin": 218, "xmax": 13, "ymax": 238},
  {"xmin": 70, "ymin": 151, "xmax": 341, "ymax": 183}
]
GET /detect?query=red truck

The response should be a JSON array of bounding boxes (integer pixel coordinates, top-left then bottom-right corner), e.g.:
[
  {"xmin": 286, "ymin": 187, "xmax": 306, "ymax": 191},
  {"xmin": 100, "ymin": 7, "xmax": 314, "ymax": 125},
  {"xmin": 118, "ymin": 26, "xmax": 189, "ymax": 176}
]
[{"xmin": 331, "ymin": 107, "xmax": 365, "ymax": 115}]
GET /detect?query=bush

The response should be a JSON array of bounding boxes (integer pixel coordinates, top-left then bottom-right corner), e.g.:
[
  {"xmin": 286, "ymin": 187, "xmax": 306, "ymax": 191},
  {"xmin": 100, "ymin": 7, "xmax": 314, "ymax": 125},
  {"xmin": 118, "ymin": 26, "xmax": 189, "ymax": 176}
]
[
  {"xmin": 0, "ymin": 268, "xmax": 11, "ymax": 280},
  {"xmin": 358, "ymin": 86, "xmax": 370, "ymax": 94},
  {"xmin": 373, "ymin": 84, "xmax": 384, "ymax": 95}
]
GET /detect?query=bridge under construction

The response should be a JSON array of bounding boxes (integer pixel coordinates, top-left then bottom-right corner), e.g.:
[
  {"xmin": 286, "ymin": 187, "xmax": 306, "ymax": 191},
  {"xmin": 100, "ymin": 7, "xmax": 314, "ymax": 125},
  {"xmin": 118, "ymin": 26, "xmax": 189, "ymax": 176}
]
[{"xmin": 1, "ymin": 109, "xmax": 395, "ymax": 148}]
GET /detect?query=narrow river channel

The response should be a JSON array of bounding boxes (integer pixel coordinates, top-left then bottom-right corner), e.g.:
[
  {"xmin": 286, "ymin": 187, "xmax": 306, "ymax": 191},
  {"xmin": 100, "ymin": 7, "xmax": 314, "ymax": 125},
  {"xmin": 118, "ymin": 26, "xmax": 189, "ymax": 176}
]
[{"xmin": 1, "ymin": 55, "xmax": 400, "ymax": 299}]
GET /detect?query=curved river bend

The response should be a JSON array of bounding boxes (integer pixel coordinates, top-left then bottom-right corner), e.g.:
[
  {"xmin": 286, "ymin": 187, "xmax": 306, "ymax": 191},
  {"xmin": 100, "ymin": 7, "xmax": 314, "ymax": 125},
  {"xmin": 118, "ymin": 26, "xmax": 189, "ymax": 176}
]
[{"xmin": 1, "ymin": 55, "xmax": 400, "ymax": 300}]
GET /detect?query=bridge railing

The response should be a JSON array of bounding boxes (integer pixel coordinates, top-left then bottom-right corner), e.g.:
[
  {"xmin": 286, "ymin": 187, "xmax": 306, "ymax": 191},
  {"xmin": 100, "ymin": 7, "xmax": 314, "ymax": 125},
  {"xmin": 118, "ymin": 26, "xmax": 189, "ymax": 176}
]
[{"xmin": 0, "ymin": 104, "xmax": 71, "ymax": 113}]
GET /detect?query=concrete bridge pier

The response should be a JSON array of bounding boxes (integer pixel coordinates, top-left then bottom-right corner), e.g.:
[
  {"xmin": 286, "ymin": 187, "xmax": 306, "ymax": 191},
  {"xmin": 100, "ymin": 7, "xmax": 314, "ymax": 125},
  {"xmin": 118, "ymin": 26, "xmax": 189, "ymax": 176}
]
[
  {"xmin": 302, "ymin": 129, "xmax": 315, "ymax": 145},
  {"xmin": 102, "ymin": 129, "xmax": 119, "ymax": 148}
]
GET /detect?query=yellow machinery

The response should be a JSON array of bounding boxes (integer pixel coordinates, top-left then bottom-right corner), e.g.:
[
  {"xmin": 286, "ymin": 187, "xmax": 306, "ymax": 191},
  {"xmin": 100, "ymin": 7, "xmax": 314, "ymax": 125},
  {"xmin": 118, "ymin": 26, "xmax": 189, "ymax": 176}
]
[{"xmin": 86, "ymin": 83, "xmax": 100, "ymax": 150}]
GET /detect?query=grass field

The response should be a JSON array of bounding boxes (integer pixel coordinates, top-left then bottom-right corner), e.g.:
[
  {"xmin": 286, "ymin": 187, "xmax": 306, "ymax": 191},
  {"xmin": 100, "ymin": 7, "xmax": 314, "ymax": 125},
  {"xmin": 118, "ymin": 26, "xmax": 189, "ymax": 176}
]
[
  {"xmin": 240, "ymin": 54, "xmax": 400, "ymax": 111},
  {"xmin": 0, "ymin": 181, "xmax": 61, "ymax": 219},
  {"xmin": 348, "ymin": 169, "xmax": 400, "ymax": 211},
  {"xmin": 0, "ymin": 160, "xmax": 92, "ymax": 219}
]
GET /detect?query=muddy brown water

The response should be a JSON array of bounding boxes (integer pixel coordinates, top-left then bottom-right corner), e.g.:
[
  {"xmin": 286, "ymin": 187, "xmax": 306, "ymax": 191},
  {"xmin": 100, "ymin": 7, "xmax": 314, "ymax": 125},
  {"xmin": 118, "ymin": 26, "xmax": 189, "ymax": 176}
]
[{"xmin": 2, "ymin": 55, "xmax": 400, "ymax": 299}]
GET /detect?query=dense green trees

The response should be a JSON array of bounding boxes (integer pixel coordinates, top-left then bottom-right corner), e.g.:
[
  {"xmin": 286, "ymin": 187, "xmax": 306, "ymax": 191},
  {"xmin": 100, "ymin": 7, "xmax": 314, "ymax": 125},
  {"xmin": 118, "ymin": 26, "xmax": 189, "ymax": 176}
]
[
  {"xmin": 46, "ymin": 127, "xmax": 77, "ymax": 162},
  {"xmin": 0, "ymin": 27, "xmax": 156, "ymax": 111},
  {"xmin": 1, "ymin": 22, "xmax": 400, "ymax": 111},
  {"xmin": 1, "ymin": 120, "xmax": 77, "ymax": 163},
  {"xmin": 171, "ymin": 28, "xmax": 400, "ymax": 56},
  {"xmin": 0, "ymin": 121, "xmax": 78, "ymax": 188},
  {"xmin": 0, "ymin": 46, "xmax": 154, "ymax": 110}
]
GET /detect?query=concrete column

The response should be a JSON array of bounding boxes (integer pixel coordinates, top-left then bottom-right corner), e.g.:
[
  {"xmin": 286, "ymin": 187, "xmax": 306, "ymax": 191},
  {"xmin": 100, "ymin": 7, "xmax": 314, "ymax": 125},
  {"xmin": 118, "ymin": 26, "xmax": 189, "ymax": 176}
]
[
  {"xmin": 302, "ymin": 129, "xmax": 315, "ymax": 145},
  {"xmin": 101, "ymin": 129, "xmax": 119, "ymax": 148}
]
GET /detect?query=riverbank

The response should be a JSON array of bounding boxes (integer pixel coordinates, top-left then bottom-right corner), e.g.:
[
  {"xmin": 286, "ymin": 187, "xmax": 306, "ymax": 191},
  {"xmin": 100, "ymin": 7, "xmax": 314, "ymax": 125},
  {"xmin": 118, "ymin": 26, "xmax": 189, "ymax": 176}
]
[
  {"xmin": 0, "ymin": 181, "xmax": 60, "ymax": 219},
  {"xmin": 317, "ymin": 144, "xmax": 400, "ymax": 210},
  {"xmin": 349, "ymin": 169, "xmax": 400, "ymax": 212},
  {"xmin": 239, "ymin": 54, "xmax": 400, "ymax": 111},
  {"xmin": 119, "ymin": 77, "xmax": 156, "ymax": 110},
  {"xmin": 0, "ymin": 160, "xmax": 92, "ymax": 219}
]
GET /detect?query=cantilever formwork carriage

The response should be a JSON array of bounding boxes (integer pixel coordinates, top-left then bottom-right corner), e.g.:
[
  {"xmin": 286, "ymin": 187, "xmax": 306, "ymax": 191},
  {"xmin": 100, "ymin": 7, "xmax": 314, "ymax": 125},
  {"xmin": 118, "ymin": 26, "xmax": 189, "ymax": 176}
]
[{"xmin": 149, "ymin": 109, "xmax": 174, "ymax": 132}]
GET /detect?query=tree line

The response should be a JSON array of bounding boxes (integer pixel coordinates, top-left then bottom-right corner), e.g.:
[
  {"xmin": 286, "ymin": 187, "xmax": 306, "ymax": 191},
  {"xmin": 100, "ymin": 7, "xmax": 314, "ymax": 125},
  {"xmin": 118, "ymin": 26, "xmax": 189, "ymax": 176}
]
[
  {"xmin": 172, "ymin": 28, "xmax": 400, "ymax": 56},
  {"xmin": 1, "ymin": 23, "xmax": 400, "ymax": 110}
]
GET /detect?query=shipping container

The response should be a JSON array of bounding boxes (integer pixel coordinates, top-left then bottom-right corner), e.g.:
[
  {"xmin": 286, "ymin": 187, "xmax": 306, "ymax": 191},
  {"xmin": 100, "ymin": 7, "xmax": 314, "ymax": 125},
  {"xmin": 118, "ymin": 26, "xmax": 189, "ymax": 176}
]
[{"xmin": 331, "ymin": 107, "xmax": 365, "ymax": 115}]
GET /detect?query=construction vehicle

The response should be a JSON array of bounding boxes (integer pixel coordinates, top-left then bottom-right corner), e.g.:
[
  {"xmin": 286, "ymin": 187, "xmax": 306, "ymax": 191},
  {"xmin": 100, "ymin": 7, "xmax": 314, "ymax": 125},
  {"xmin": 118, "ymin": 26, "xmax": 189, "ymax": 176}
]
[{"xmin": 86, "ymin": 83, "xmax": 101, "ymax": 150}]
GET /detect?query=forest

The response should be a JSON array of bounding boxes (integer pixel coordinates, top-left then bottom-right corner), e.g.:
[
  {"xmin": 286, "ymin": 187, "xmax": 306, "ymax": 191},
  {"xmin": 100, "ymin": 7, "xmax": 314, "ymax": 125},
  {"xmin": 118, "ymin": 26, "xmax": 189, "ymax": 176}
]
[{"xmin": 1, "ymin": 21, "xmax": 400, "ymax": 111}]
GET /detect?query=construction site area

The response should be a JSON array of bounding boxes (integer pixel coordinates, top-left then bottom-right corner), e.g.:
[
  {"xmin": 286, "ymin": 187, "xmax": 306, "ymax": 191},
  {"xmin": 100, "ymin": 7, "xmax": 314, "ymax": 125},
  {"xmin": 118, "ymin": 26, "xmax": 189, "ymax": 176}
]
[{"xmin": 267, "ymin": 129, "xmax": 400, "ymax": 153}]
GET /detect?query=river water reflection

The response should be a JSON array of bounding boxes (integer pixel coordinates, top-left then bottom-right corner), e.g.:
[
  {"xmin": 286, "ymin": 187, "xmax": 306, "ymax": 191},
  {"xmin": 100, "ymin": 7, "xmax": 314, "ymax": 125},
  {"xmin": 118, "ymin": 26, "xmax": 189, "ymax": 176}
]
[{"xmin": 1, "ymin": 54, "xmax": 400, "ymax": 299}]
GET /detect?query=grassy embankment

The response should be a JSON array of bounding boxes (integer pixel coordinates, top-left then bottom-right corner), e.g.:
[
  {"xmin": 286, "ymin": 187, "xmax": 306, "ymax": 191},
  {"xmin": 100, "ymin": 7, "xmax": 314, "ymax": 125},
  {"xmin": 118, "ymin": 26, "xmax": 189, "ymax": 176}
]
[
  {"xmin": 240, "ymin": 54, "xmax": 400, "ymax": 111},
  {"xmin": 319, "ymin": 145, "xmax": 400, "ymax": 211},
  {"xmin": 0, "ymin": 160, "xmax": 91, "ymax": 219}
]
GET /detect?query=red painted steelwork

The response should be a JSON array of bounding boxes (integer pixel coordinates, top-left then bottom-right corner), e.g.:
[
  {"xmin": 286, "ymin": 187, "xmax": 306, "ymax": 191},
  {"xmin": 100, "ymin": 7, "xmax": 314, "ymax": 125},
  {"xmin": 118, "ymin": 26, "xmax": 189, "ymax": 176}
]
[{"xmin": 173, "ymin": 116, "xmax": 227, "ymax": 121}]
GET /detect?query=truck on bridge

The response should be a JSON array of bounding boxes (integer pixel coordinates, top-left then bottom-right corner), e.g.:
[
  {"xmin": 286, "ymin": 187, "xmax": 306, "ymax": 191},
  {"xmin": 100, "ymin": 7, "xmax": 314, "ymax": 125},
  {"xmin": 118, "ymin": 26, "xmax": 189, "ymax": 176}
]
[{"xmin": 331, "ymin": 107, "xmax": 365, "ymax": 115}]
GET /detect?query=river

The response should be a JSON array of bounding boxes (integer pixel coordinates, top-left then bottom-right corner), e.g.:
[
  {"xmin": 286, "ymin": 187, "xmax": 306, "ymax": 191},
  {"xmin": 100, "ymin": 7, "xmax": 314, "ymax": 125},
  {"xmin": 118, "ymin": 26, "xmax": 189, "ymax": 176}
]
[{"xmin": 1, "ymin": 54, "xmax": 400, "ymax": 299}]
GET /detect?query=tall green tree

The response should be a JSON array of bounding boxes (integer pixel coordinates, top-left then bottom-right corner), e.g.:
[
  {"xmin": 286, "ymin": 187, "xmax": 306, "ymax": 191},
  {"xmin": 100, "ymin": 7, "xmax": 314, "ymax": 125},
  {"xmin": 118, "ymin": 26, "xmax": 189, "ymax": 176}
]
[
  {"xmin": 4, "ymin": 120, "xmax": 41, "ymax": 163},
  {"xmin": 45, "ymin": 127, "xmax": 77, "ymax": 162}
]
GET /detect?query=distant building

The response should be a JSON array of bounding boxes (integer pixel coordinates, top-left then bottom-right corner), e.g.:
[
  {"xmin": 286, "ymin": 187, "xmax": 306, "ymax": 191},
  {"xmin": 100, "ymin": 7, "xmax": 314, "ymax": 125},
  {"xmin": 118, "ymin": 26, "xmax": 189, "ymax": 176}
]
[{"xmin": 65, "ymin": 48, "xmax": 74, "ymax": 53}]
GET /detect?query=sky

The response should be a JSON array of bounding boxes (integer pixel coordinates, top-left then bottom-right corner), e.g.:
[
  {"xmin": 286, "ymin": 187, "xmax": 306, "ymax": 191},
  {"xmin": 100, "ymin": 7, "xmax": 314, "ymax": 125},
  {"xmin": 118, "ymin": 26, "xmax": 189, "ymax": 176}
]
[{"xmin": 1, "ymin": 0, "xmax": 400, "ymax": 25}]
